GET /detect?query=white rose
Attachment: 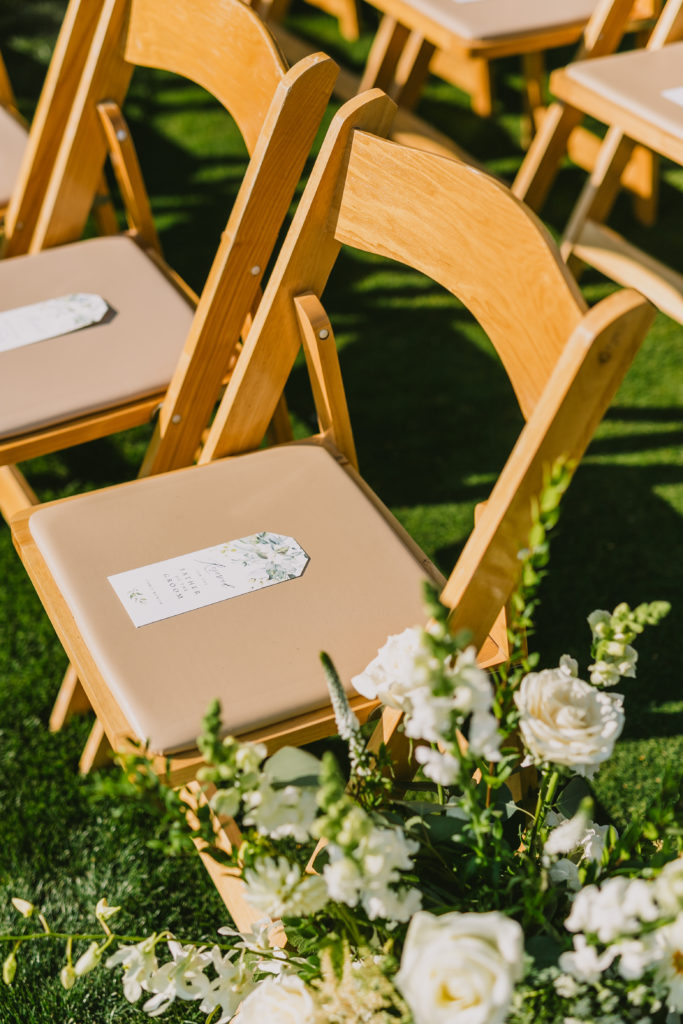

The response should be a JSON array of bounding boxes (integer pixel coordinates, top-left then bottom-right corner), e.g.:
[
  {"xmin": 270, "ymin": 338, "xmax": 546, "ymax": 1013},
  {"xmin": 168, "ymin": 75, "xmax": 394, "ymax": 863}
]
[
  {"xmin": 236, "ymin": 975, "xmax": 320, "ymax": 1024},
  {"xmin": 395, "ymin": 910, "xmax": 523, "ymax": 1024},
  {"xmin": 514, "ymin": 663, "xmax": 624, "ymax": 777}
]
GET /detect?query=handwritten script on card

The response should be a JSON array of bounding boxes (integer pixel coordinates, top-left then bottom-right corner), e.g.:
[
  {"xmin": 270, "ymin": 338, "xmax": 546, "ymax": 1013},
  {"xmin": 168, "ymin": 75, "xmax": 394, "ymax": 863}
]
[{"xmin": 108, "ymin": 531, "xmax": 309, "ymax": 627}]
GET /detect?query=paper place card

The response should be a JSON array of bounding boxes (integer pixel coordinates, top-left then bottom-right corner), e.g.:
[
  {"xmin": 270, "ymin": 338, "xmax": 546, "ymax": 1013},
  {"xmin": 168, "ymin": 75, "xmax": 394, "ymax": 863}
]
[
  {"xmin": 662, "ymin": 86, "xmax": 683, "ymax": 109},
  {"xmin": 108, "ymin": 531, "xmax": 310, "ymax": 628},
  {"xmin": 0, "ymin": 293, "xmax": 110, "ymax": 353}
]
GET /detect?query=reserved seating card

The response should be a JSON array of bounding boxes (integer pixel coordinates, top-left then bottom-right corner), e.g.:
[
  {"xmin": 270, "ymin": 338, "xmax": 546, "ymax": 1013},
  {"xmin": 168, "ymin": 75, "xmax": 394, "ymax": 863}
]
[
  {"xmin": 662, "ymin": 86, "xmax": 683, "ymax": 109},
  {"xmin": 108, "ymin": 531, "xmax": 310, "ymax": 628},
  {"xmin": 0, "ymin": 293, "xmax": 109, "ymax": 353}
]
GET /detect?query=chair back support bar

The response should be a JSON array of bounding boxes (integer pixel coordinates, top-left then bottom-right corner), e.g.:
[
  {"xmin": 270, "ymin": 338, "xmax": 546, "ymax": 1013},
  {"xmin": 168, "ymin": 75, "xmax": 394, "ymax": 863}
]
[{"xmin": 3, "ymin": 0, "xmax": 106, "ymax": 256}]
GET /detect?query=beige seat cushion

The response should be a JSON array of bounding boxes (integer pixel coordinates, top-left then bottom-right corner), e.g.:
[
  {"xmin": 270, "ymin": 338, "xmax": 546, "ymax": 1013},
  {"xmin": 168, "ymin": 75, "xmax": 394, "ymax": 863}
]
[
  {"xmin": 0, "ymin": 234, "xmax": 195, "ymax": 439},
  {"xmin": 29, "ymin": 443, "xmax": 438, "ymax": 754},
  {"xmin": 564, "ymin": 42, "xmax": 683, "ymax": 146},
  {"xmin": 0, "ymin": 105, "xmax": 27, "ymax": 208},
  {"xmin": 394, "ymin": 0, "xmax": 595, "ymax": 45}
]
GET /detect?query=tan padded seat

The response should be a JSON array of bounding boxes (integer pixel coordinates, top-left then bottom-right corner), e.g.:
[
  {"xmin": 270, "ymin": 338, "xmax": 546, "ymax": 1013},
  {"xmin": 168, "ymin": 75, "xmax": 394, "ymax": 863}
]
[
  {"xmin": 563, "ymin": 42, "xmax": 683, "ymax": 144},
  {"xmin": 396, "ymin": 0, "xmax": 596, "ymax": 44},
  {"xmin": 0, "ymin": 234, "xmax": 196, "ymax": 439},
  {"xmin": 0, "ymin": 105, "xmax": 27, "ymax": 208},
  {"xmin": 29, "ymin": 443, "xmax": 436, "ymax": 754}
]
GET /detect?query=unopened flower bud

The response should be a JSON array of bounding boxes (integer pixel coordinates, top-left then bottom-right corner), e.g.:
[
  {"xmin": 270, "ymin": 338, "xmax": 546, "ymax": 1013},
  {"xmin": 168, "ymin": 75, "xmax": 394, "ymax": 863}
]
[
  {"xmin": 2, "ymin": 951, "xmax": 17, "ymax": 985},
  {"xmin": 74, "ymin": 942, "xmax": 103, "ymax": 977},
  {"xmin": 95, "ymin": 898, "xmax": 121, "ymax": 923},
  {"xmin": 60, "ymin": 964, "xmax": 76, "ymax": 990},
  {"xmin": 10, "ymin": 898, "xmax": 34, "ymax": 918}
]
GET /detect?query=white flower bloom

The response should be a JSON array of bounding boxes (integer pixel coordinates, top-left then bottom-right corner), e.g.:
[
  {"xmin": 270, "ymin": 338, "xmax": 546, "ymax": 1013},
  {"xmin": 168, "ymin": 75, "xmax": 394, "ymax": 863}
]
[
  {"xmin": 234, "ymin": 742, "xmax": 267, "ymax": 773},
  {"xmin": 468, "ymin": 710, "xmax": 502, "ymax": 761},
  {"xmin": 650, "ymin": 913, "xmax": 683, "ymax": 1012},
  {"xmin": 106, "ymin": 935, "xmax": 159, "ymax": 1002},
  {"xmin": 414, "ymin": 745, "xmax": 460, "ymax": 785},
  {"xmin": 243, "ymin": 857, "xmax": 328, "ymax": 919},
  {"xmin": 588, "ymin": 610, "xmax": 611, "ymax": 639},
  {"xmin": 656, "ymin": 858, "xmax": 683, "ymax": 916},
  {"xmin": 95, "ymin": 897, "xmax": 120, "ymax": 924},
  {"xmin": 450, "ymin": 647, "xmax": 494, "ymax": 715},
  {"xmin": 559, "ymin": 934, "xmax": 617, "ymax": 983},
  {"xmin": 351, "ymin": 627, "xmax": 437, "ymax": 710},
  {"xmin": 553, "ymin": 973, "xmax": 580, "ymax": 998},
  {"xmin": 244, "ymin": 782, "xmax": 318, "ymax": 843},
  {"xmin": 74, "ymin": 942, "xmax": 104, "ymax": 977},
  {"xmin": 565, "ymin": 877, "xmax": 659, "ymax": 943},
  {"xmin": 142, "ymin": 941, "xmax": 211, "ymax": 1016},
  {"xmin": 613, "ymin": 938, "xmax": 655, "ymax": 980},
  {"xmin": 514, "ymin": 666, "xmax": 624, "ymax": 777},
  {"xmin": 396, "ymin": 910, "xmax": 524, "ymax": 1024},
  {"xmin": 363, "ymin": 884, "xmax": 422, "ymax": 924},
  {"xmin": 236, "ymin": 974, "xmax": 320, "ymax": 1024},
  {"xmin": 545, "ymin": 810, "xmax": 591, "ymax": 856},
  {"xmin": 323, "ymin": 855, "xmax": 363, "ymax": 905},
  {"xmin": 199, "ymin": 947, "xmax": 256, "ymax": 1023},
  {"xmin": 403, "ymin": 687, "xmax": 454, "ymax": 744},
  {"xmin": 10, "ymin": 897, "xmax": 34, "ymax": 918}
]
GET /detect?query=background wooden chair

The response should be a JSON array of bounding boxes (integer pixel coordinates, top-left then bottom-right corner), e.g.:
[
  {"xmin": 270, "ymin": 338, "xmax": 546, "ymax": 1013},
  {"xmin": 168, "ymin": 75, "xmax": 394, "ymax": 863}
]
[
  {"xmin": 0, "ymin": 0, "xmax": 335, "ymax": 764},
  {"xmin": 0, "ymin": 48, "xmax": 29, "ymax": 219},
  {"xmin": 0, "ymin": 0, "xmax": 336, "ymax": 527},
  {"xmin": 11, "ymin": 84, "xmax": 653, "ymax": 854},
  {"xmin": 519, "ymin": 0, "xmax": 683, "ymax": 326},
  {"xmin": 1, "ymin": 0, "xmax": 122, "ymax": 253}
]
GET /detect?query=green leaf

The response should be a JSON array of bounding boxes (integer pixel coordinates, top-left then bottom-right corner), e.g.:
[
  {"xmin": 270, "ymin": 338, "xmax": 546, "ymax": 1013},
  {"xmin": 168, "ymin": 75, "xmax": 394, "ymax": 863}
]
[
  {"xmin": 557, "ymin": 776, "xmax": 593, "ymax": 818},
  {"xmin": 264, "ymin": 746, "xmax": 322, "ymax": 789}
]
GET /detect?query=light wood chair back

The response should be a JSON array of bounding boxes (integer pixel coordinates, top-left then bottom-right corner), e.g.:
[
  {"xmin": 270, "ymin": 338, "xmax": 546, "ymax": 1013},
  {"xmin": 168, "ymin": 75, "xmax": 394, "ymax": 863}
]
[
  {"xmin": 200, "ymin": 89, "xmax": 654, "ymax": 652},
  {"xmin": 10, "ymin": 92, "xmax": 653, "ymax": 923}
]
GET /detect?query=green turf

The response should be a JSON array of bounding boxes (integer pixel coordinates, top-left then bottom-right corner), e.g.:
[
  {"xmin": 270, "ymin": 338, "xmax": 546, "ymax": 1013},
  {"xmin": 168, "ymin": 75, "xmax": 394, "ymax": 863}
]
[{"xmin": 0, "ymin": 2, "xmax": 682, "ymax": 1019}]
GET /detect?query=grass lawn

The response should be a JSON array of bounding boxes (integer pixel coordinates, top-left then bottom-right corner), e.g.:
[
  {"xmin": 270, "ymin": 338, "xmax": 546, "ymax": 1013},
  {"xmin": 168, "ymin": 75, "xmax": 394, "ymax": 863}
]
[{"xmin": 0, "ymin": 1, "xmax": 682, "ymax": 1019}]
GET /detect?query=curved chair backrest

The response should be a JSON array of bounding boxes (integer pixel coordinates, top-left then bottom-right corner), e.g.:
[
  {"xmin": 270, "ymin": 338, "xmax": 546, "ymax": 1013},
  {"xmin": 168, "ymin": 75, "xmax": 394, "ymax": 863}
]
[{"xmin": 199, "ymin": 90, "xmax": 654, "ymax": 647}]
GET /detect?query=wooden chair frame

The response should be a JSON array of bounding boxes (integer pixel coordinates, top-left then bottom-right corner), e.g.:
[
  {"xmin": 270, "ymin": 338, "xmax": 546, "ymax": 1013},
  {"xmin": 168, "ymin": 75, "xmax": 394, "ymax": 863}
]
[
  {"xmin": 12, "ymin": 92, "xmax": 653, "ymax": 926},
  {"xmin": 1, "ymin": 0, "xmax": 336, "ymax": 765},
  {"xmin": 522, "ymin": 0, "xmax": 683, "ymax": 325},
  {"xmin": 0, "ymin": 0, "xmax": 336, "ymax": 518},
  {"xmin": 513, "ymin": 0, "xmax": 668, "ymax": 219}
]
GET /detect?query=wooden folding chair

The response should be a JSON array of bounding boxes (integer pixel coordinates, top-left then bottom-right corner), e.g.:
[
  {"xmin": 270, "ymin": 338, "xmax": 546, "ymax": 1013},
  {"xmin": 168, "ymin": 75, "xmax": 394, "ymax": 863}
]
[
  {"xmin": 518, "ymin": 0, "xmax": 683, "ymax": 326},
  {"xmin": 11, "ymin": 89, "xmax": 653, "ymax": 917},
  {"xmin": 1, "ymin": 0, "xmax": 123, "ymax": 252},
  {"xmin": 360, "ymin": 0, "xmax": 661, "ymax": 216},
  {"xmin": 0, "ymin": 49, "xmax": 29, "ymax": 220},
  {"xmin": 0, "ymin": 0, "xmax": 336, "ymax": 522}
]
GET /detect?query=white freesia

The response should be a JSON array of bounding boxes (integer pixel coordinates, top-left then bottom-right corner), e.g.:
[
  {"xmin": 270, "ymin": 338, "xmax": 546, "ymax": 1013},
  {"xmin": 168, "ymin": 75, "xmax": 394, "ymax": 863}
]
[
  {"xmin": 565, "ymin": 876, "xmax": 659, "ymax": 943},
  {"xmin": 544, "ymin": 808, "xmax": 611, "ymax": 868},
  {"xmin": 142, "ymin": 940, "xmax": 211, "ymax": 1016},
  {"xmin": 396, "ymin": 910, "xmax": 523, "ymax": 1024},
  {"xmin": 236, "ymin": 974, "xmax": 320, "ymax": 1024},
  {"xmin": 351, "ymin": 626, "xmax": 437, "ymax": 710},
  {"xmin": 468, "ymin": 710, "xmax": 502, "ymax": 761},
  {"xmin": 243, "ymin": 857, "xmax": 328, "ymax": 919},
  {"xmin": 414, "ymin": 745, "xmax": 460, "ymax": 785},
  {"xmin": 106, "ymin": 935, "xmax": 159, "ymax": 1002},
  {"xmin": 613, "ymin": 938, "xmax": 656, "ymax": 980},
  {"xmin": 244, "ymin": 782, "xmax": 318, "ymax": 842},
  {"xmin": 559, "ymin": 934, "xmax": 618, "ymax": 983},
  {"xmin": 199, "ymin": 947, "xmax": 256, "ymax": 1023},
  {"xmin": 514, "ymin": 660, "xmax": 624, "ymax": 777}
]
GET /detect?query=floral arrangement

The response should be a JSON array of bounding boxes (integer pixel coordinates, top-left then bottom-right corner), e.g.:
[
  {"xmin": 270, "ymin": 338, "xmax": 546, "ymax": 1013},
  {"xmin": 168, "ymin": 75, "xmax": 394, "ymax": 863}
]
[{"xmin": 2, "ymin": 471, "xmax": 680, "ymax": 1024}]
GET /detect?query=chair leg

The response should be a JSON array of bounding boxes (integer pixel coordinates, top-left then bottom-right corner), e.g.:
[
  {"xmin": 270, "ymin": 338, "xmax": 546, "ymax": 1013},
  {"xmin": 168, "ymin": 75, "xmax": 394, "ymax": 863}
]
[
  {"xmin": 520, "ymin": 51, "xmax": 546, "ymax": 148},
  {"xmin": 0, "ymin": 464, "xmax": 38, "ymax": 522},
  {"xmin": 359, "ymin": 15, "xmax": 411, "ymax": 93},
  {"xmin": 630, "ymin": 148, "xmax": 660, "ymax": 228},
  {"xmin": 388, "ymin": 32, "xmax": 435, "ymax": 110},
  {"xmin": 49, "ymin": 663, "xmax": 92, "ymax": 731},
  {"xmin": 561, "ymin": 126, "xmax": 635, "ymax": 271},
  {"xmin": 79, "ymin": 718, "xmax": 112, "ymax": 775},
  {"xmin": 512, "ymin": 102, "xmax": 584, "ymax": 213}
]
